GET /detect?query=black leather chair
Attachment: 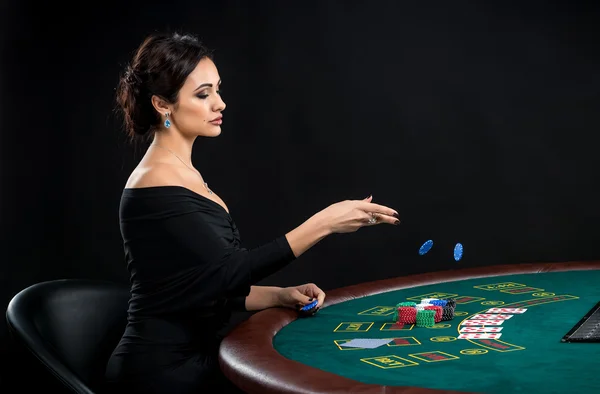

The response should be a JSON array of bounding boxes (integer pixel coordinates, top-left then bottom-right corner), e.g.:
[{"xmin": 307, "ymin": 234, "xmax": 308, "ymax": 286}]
[{"xmin": 5, "ymin": 279, "xmax": 130, "ymax": 393}]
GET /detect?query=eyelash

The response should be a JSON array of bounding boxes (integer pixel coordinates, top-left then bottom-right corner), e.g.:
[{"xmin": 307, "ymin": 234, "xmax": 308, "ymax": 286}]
[{"xmin": 197, "ymin": 90, "xmax": 222, "ymax": 99}]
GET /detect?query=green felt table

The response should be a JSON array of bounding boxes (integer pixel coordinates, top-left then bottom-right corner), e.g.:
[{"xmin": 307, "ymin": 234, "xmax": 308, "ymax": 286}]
[{"xmin": 220, "ymin": 262, "xmax": 600, "ymax": 393}]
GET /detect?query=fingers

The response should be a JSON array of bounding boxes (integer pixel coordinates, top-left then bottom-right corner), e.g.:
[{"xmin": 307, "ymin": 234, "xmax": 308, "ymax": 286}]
[
  {"xmin": 294, "ymin": 292, "xmax": 314, "ymax": 311},
  {"xmin": 357, "ymin": 208, "xmax": 399, "ymax": 227},
  {"xmin": 301, "ymin": 283, "xmax": 326, "ymax": 308},
  {"xmin": 317, "ymin": 291, "xmax": 326, "ymax": 307},
  {"xmin": 363, "ymin": 202, "xmax": 398, "ymax": 217},
  {"xmin": 370, "ymin": 212, "xmax": 400, "ymax": 226},
  {"xmin": 310, "ymin": 284, "xmax": 326, "ymax": 307},
  {"xmin": 294, "ymin": 290, "xmax": 312, "ymax": 305},
  {"xmin": 358, "ymin": 211, "xmax": 393, "ymax": 227},
  {"xmin": 357, "ymin": 201, "xmax": 398, "ymax": 220},
  {"xmin": 302, "ymin": 294, "xmax": 313, "ymax": 304},
  {"xmin": 362, "ymin": 211, "xmax": 378, "ymax": 226}
]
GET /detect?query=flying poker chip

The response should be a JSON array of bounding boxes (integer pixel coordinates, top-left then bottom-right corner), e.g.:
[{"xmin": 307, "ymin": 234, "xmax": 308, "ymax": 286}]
[
  {"xmin": 454, "ymin": 243, "xmax": 463, "ymax": 261},
  {"xmin": 419, "ymin": 240, "xmax": 433, "ymax": 255}
]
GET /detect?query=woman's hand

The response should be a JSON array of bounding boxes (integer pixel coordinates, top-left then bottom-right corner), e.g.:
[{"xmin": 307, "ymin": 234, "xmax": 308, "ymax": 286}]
[
  {"xmin": 284, "ymin": 196, "xmax": 400, "ymax": 258},
  {"xmin": 318, "ymin": 195, "xmax": 399, "ymax": 234},
  {"xmin": 277, "ymin": 283, "xmax": 326, "ymax": 310}
]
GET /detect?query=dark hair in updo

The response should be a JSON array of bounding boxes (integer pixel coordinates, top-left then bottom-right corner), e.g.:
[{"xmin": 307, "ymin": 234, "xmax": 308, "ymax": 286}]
[{"xmin": 116, "ymin": 32, "xmax": 213, "ymax": 140}]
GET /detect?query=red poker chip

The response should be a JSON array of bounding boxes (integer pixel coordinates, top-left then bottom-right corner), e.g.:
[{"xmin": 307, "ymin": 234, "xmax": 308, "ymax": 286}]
[
  {"xmin": 397, "ymin": 306, "xmax": 417, "ymax": 324},
  {"xmin": 425, "ymin": 306, "xmax": 443, "ymax": 322}
]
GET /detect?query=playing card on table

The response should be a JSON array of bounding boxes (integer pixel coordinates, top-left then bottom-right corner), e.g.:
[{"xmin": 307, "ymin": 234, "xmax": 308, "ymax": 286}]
[
  {"xmin": 460, "ymin": 327, "xmax": 503, "ymax": 333},
  {"xmin": 458, "ymin": 333, "xmax": 502, "ymax": 339},
  {"xmin": 339, "ymin": 338, "xmax": 394, "ymax": 349},
  {"xmin": 461, "ymin": 320, "xmax": 505, "ymax": 326},
  {"xmin": 486, "ymin": 308, "xmax": 527, "ymax": 314},
  {"xmin": 470, "ymin": 314, "xmax": 513, "ymax": 320}
]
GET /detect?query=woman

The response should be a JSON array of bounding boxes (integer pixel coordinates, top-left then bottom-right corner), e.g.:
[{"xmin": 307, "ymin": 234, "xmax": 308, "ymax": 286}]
[{"xmin": 105, "ymin": 31, "xmax": 400, "ymax": 393}]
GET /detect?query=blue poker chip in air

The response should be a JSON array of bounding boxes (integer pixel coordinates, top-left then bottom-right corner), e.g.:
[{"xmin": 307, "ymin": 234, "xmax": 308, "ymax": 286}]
[
  {"xmin": 454, "ymin": 243, "xmax": 463, "ymax": 261},
  {"xmin": 419, "ymin": 240, "xmax": 433, "ymax": 255}
]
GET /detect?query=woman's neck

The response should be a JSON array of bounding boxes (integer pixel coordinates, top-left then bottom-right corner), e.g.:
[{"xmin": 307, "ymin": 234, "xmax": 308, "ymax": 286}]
[{"xmin": 151, "ymin": 132, "xmax": 196, "ymax": 167}]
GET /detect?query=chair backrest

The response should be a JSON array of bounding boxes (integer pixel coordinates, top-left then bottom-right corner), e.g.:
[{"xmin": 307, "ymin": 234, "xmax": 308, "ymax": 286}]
[{"xmin": 6, "ymin": 279, "xmax": 130, "ymax": 393}]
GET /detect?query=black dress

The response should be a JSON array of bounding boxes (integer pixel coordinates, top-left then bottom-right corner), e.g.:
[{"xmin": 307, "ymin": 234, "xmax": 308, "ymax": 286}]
[{"xmin": 104, "ymin": 186, "xmax": 296, "ymax": 393}]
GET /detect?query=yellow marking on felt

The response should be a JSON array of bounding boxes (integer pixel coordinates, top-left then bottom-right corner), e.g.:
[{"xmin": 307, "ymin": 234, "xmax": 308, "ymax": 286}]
[
  {"xmin": 408, "ymin": 351, "xmax": 459, "ymax": 362},
  {"xmin": 333, "ymin": 322, "xmax": 374, "ymax": 332},
  {"xmin": 360, "ymin": 355, "xmax": 418, "ymax": 369},
  {"xmin": 333, "ymin": 339, "xmax": 365, "ymax": 351},
  {"xmin": 454, "ymin": 296, "xmax": 486, "ymax": 304},
  {"xmin": 481, "ymin": 301, "xmax": 504, "ymax": 306},
  {"xmin": 385, "ymin": 336, "xmax": 421, "ymax": 346},
  {"xmin": 430, "ymin": 336, "xmax": 456, "ymax": 342},
  {"xmin": 500, "ymin": 286, "xmax": 544, "ymax": 295},
  {"xmin": 468, "ymin": 339, "xmax": 525, "ymax": 352},
  {"xmin": 473, "ymin": 282, "xmax": 527, "ymax": 291},
  {"xmin": 406, "ymin": 292, "xmax": 458, "ymax": 301},
  {"xmin": 461, "ymin": 348, "xmax": 488, "ymax": 355},
  {"xmin": 426, "ymin": 323, "xmax": 452, "ymax": 329},
  {"xmin": 507, "ymin": 295, "xmax": 579, "ymax": 308},
  {"xmin": 532, "ymin": 292, "xmax": 555, "ymax": 297},
  {"xmin": 454, "ymin": 311, "xmax": 469, "ymax": 316},
  {"xmin": 357, "ymin": 306, "xmax": 396, "ymax": 316},
  {"xmin": 380, "ymin": 322, "xmax": 414, "ymax": 331},
  {"xmin": 334, "ymin": 337, "xmax": 420, "ymax": 350}
]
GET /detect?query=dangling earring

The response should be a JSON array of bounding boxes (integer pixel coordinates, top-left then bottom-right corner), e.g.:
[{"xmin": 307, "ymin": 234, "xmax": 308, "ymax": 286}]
[{"xmin": 164, "ymin": 113, "xmax": 171, "ymax": 128}]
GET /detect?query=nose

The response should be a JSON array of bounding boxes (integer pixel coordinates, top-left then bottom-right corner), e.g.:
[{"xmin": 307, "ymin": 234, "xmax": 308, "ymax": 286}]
[{"xmin": 213, "ymin": 93, "xmax": 226, "ymax": 112}]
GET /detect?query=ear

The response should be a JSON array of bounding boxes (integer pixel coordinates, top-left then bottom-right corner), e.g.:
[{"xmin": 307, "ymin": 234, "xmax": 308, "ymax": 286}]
[{"xmin": 151, "ymin": 95, "xmax": 171, "ymax": 116}]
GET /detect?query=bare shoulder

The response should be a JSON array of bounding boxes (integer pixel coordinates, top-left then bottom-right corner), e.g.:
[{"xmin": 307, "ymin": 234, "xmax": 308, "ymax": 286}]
[{"xmin": 125, "ymin": 162, "xmax": 185, "ymax": 189}]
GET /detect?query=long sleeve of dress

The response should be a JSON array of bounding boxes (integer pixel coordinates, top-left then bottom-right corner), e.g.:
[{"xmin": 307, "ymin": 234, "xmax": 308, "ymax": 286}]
[
  {"xmin": 119, "ymin": 186, "xmax": 296, "ymax": 317},
  {"xmin": 162, "ymin": 211, "xmax": 294, "ymax": 295}
]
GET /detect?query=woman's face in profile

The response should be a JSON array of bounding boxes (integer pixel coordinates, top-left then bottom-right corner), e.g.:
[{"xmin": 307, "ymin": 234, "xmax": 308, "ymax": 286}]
[{"xmin": 172, "ymin": 57, "xmax": 226, "ymax": 138}]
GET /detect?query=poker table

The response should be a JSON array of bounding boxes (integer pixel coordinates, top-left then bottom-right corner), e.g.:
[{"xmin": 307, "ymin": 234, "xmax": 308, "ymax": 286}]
[{"xmin": 219, "ymin": 262, "xmax": 600, "ymax": 393}]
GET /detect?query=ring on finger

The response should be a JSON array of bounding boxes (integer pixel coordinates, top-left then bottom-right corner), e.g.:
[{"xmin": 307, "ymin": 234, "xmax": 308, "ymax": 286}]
[{"xmin": 368, "ymin": 212, "xmax": 377, "ymax": 224}]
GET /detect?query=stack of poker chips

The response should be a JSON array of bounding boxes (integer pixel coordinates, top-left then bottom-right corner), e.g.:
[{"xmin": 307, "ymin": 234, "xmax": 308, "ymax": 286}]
[
  {"xmin": 416, "ymin": 309, "xmax": 436, "ymax": 327},
  {"xmin": 441, "ymin": 298, "xmax": 456, "ymax": 321},
  {"xmin": 393, "ymin": 302, "xmax": 417, "ymax": 323},
  {"xmin": 394, "ymin": 298, "xmax": 456, "ymax": 326},
  {"xmin": 424, "ymin": 305, "xmax": 443, "ymax": 322}
]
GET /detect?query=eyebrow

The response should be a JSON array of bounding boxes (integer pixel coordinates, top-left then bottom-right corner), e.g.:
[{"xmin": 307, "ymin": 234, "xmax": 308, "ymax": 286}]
[{"xmin": 194, "ymin": 80, "xmax": 221, "ymax": 92}]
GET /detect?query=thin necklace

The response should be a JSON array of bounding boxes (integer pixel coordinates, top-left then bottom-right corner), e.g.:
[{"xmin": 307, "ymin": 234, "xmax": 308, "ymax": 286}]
[{"xmin": 151, "ymin": 143, "xmax": 213, "ymax": 194}]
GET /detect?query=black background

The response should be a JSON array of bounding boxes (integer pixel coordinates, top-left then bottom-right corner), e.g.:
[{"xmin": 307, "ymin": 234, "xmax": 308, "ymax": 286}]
[{"xmin": 1, "ymin": 0, "xmax": 599, "ymax": 390}]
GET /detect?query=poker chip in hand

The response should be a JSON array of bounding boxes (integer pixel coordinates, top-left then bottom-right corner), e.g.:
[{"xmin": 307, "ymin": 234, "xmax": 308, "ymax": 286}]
[{"xmin": 296, "ymin": 299, "xmax": 319, "ymax": 317}]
